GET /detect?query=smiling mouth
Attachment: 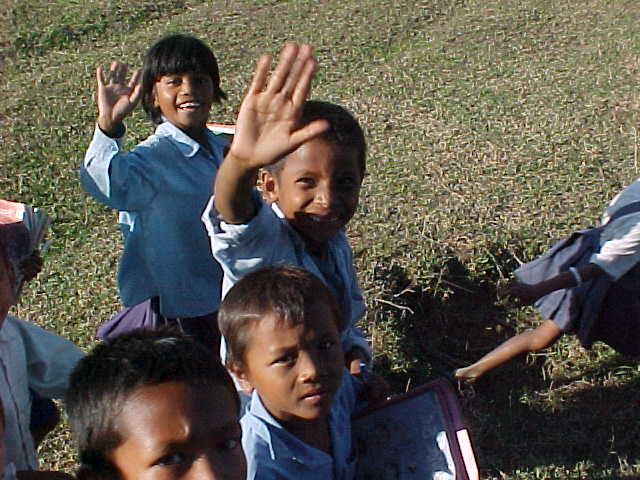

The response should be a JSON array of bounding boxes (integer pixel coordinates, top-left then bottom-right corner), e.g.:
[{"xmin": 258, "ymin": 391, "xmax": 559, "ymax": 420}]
[
  {"xmin": 302, "ymin": 213, "xmax": 342, "ymax": 226},
  {"xmin": 178, "ymin": 102, "xmax": 202, "ymax": 110}
]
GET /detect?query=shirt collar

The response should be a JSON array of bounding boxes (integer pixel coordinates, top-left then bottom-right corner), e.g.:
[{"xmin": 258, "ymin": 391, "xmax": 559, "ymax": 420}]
[
  {"xmin": 155, "ymin": 121, "xmax": 214, "ymax": 158},
  {"xmin": 247, "ymin": 391, "xmax": 334, "ymax": 467}
]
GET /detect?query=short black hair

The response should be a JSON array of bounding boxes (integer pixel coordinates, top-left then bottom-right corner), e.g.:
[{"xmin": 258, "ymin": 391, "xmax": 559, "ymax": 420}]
[
  {"xmin": 218, "ymin": 265, "xmax": 344, "ymax": 368},
  {"xmin": 66, "ymin": 329, "xmax": 238, "ymax": 480},
  {"xmin": 265, "ymin": 100, "xmax": 367, "ymax": 177},
  {"xmin": 141, "ymin": 34, "xmax": 226, "ymax": 124}
]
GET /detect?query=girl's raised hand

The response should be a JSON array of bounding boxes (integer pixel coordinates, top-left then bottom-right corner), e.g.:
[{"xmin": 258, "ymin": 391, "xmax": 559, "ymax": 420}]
[
  {"xmin": 96, "ymin": 61, "xmax": 142, "ymax": 136},
  {"xmin": 228, "ymin": 42, "xmax": 328, "ymax": 169}
]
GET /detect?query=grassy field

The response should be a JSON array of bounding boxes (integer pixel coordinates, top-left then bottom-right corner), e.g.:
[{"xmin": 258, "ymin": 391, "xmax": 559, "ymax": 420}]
[{"xmin": 2, "ymin": 0, "xmax": 640, "ymax": 478}]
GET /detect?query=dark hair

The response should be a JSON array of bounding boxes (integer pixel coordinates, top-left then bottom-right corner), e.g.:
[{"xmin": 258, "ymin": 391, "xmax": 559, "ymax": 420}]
[
  {"xmin": 0, "ymin": 222, "xmax": 29, "ymax": 284},
  {"xmin": 141, "ymin": 34, "xmax": 227, "ymax": 124},
  {"xmin": 66, "ymin": 329, "xmax": 238, "ymax": 480},
  {"xmin": 265, "ymin": 100, "xmax": 367, "ymax": 177},
  {"xmin": 218, "ymin": 265, "xmax": 344, "ymax": 367}
]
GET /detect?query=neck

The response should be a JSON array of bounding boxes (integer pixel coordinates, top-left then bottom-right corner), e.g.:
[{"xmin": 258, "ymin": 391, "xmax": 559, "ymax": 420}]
[{"xmin": 185, "ymin": 127, "xmax": 210, "ymax": 151}]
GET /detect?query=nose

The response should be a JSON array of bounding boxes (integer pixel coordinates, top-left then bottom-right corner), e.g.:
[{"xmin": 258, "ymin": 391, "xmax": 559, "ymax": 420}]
[
  {"xmin": 180, "ymin": 77, "xmax": 195, "ymax": 96},
  {"xmin": 188, "ymin": 456, "xmax": 220, "ymax": 480},
  {"xmin": 298, "ymin": 351, "xmax": 324, "ymax": 383},
  {"xmin": 313, "ymin": 182, "xmax": 333, "ymax": 211}
]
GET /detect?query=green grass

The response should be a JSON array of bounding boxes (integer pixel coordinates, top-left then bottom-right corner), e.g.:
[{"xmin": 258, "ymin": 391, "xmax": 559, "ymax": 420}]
[{"xmin": 2, "ymin": 0, "xmax": 640, "ymax": 478}]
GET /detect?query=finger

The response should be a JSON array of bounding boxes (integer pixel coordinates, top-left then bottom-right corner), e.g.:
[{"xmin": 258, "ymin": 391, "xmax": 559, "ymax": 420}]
[
  {"xmin": 108, "ymin": 61, "xmax": 119, "ymax": 84},
  {"xmin": 248, "ymin": 53, "xmax": 272, "ymax": 94},
  {"xmin": 127, "ymin": 68, "xmax": 141, "ymax": 89},
  {"xmin": 114, "ymin": 61, "xmax": 128, "ymax": 84},
  {"xmin": 129, "ymin": 78, "xmax": 143, "ymax": 106},
  {"xmin": 289, "ymin": 118, "xmax": 329, "ymax": 148},
  {"xmin": 291, "ymin": 55, "xmax": 318, "ymax": 107},
  {"xmin": 266, "ymin": 42, "xmax": 300, "ymax": 93},
  {"xmin": 349, "ymin": 358, "xmax": 362, "ymax": 375},
  {"xmin": 281, "ymin": 43, "xmax": 313, "ymax": 96},
  {"xmin": 96, "ymin": 66, "xmax": 106, "ymax": 88}
]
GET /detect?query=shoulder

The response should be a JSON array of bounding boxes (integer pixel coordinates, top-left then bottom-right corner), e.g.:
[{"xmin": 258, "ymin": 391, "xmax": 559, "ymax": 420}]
[
  {"xmin": 333, "ymin": 369, "xmax": 362, "ymax": 412},
  {"xmin": 134, "ymin": 131, "xmax": 175, "ymax": 154}
]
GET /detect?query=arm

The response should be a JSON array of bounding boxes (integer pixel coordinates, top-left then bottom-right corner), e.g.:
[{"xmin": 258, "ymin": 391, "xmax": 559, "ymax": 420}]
[
  {"xmin": 81, "ymin": 62, "xmax": 157, "ymax": 211},
  {"xmin": 214, "ymin": 42, "xmax": 328, "ymax": 224},
  {"xmin": 498, "ymin": 263, "xmax": 605, "ymax": 306},
  {"xmin": 9, "ymin": 318, "xmax": 84, "ymax": 399}
]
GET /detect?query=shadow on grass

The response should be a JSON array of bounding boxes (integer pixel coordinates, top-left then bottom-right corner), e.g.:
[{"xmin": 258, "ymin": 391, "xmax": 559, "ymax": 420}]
[
  {"xmin": 369, "ymin": 257, "xmax": 640, "ymax": 478},
  {"xmin": 370, "ymin": 257, "xmax": 520, "ymax": 390},
  {"xmin": 468, "ymin": 372, "xmax": 640, "ymax": 478}
]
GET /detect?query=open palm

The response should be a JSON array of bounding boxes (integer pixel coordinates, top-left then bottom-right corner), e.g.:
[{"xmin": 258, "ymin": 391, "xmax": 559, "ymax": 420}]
[
  {"xmin": 96, "ymin": 61, "xmax": 142, "ymax": 134},
  {"xmin": 228, "ymin": 43, "xmax": 328, "ymax": 169}
]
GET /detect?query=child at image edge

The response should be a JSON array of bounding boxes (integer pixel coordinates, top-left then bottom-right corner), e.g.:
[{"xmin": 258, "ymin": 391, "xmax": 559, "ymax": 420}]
[
  {"xmin": 66, "ymin": 329, "xmax": 246, "ymax": 480},
  {"xmin": 219, "ymin": 265, "xmax": 381, "ymax": 480},
  {"xmin": 456, "ymin": 177, "xmax": 640, "ymax": 383},
  {"xmin": 0, "ymin": 214, "xmax": 83, "ymax": 480},
  {"xmin": 203, "ymin": 43, "xmax": 371, "ymax": 371},
  {"xmin": 80, "ymin": 34, "xmax": 228, "ymax": 348}
]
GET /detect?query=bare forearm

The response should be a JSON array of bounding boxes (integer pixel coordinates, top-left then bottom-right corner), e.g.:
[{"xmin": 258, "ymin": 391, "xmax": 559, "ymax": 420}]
[
  {"xmin": 535, "ymin": 263, "xmax": 605, "ymax": 297},
  {"xmin": 214, "ymin": 153, "xmax": 260, "ymax": 224}
]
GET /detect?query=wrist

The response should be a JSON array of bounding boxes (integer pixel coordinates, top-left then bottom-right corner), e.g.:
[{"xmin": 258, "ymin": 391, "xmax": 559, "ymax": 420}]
[{"xmin": 97, "ymin": 118, "xmax": 125, "ymax": 138}]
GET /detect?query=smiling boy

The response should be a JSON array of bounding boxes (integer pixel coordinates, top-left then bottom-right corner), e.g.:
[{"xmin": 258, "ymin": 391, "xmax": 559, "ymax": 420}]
[{"xmin": 203, "ymin": 43, "xmax": 371, "ymax": 370}]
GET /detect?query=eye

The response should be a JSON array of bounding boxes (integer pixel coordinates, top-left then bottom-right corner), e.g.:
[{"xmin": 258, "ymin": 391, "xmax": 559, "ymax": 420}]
[
  {"xmin": 336, "ymin": 176, "xmax": 358, "ymax": 190},
  {"xmin": 219, "ymin": 437, "xmax": 241, "ymax": 452},
  {"xmin": 154, "ymin": 452, "xmax": 187, "ymax": 467},
  {"xmin": 296, "ymin": 177, "xmax": 316, "ymax": 187},
  {"xmin": 319, "ymin": 338, "xmax": 337, "ymax": 351},
  {"xmin": 193, "ymin": 74, "xmax": 210, "ymax": 85},
  {"xmin": 273, "ymin": 352, "xmax": 296, "ymax": 365},
  {"xmin": 165, "ymin": 76, "xmax": 181, "ymax": 85}
]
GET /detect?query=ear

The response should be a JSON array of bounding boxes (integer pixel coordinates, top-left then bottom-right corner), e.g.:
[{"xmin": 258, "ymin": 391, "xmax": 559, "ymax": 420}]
[
  {"xmin": 228, "ymin": 361, "xmax": 255, "ymax": 394},
  {"xmin": 260, "ymin": 169, "xmax": 279, "ymax": 204},
  {"xmin": 152, "ymin": 84, "xmax": 159, "ymax": 108}
]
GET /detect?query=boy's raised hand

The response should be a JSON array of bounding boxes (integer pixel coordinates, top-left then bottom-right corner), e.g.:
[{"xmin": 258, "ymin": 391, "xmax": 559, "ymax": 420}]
[
  {"xmin": 96, "ymin": 61, "xmax": 141, "ymax": 137},
  {"xmin": 228, "ymin": 42, "xmax": 328, "ymax": 169}
]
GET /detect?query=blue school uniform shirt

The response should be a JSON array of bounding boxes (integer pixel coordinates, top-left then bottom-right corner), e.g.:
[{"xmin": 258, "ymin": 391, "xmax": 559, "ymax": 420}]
[
  {"xmin": 241, "ymin": 370, "xmax": 362, "ymax": 480},
  {"xmin": 202, "ymin": 195, "xmax": 371, "ymax": 358},
  {"xmin": 81, "ymin": 122, "xmax": 227, "ymax": 317}
]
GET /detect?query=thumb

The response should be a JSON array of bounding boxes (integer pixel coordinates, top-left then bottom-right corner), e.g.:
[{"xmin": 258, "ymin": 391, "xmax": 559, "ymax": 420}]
[{"xmin": 289, "ymin": 119, "xmax": 329, "ymax": 150}]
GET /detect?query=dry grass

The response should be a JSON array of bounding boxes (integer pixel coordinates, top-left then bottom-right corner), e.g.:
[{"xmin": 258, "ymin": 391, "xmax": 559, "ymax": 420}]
[{"xmin": 1, "ymin": 0, "xmax": 639, "ymax": 478}]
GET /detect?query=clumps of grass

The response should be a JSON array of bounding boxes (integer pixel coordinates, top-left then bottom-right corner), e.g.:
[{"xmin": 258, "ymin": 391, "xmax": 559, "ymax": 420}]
[{"xmin": 8, "ymin": 0, "xmax": 208, "ymax": 58}]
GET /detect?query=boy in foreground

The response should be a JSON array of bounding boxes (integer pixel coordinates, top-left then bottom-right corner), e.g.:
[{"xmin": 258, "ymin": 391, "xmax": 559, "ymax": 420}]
[
  {"xmin": 219, "ymin": 266, "xmax": 385, "ymax": 479},
  {"xmin": 65, "ymin": 330, "xmax": 246, "ymax": 480}
]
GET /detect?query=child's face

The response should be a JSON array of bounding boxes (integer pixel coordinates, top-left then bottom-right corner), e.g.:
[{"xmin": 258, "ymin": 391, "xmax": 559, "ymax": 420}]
[
  {"xmin": 153, "ymin": 71, "xmax": 215, "ymax": 139},
  {"xmin": 0, "ymin": 256, "xmax": 16, "ymax": 328},
  {"xmin": 110, "ymin": 382, "xmax": 245, "ymax": 480},
  {"xmin": 262, "ymin": 137, "xmax": 363, "ymax": 251},
  {"xmin": 235, "ymin": 299, "xmax": 344, "ymax": 428}
]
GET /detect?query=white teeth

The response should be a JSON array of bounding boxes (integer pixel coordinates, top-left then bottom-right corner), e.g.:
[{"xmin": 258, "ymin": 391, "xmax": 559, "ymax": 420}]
[{"xmin": 179, "ymin": 102, "xmax": 200, "ymax": 109}]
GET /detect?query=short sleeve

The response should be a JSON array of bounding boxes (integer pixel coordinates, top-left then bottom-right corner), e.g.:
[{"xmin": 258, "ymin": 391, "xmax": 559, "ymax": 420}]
[{"xmin": 590, "ymin": 213, "xmax": 640, "ymax": 280}]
